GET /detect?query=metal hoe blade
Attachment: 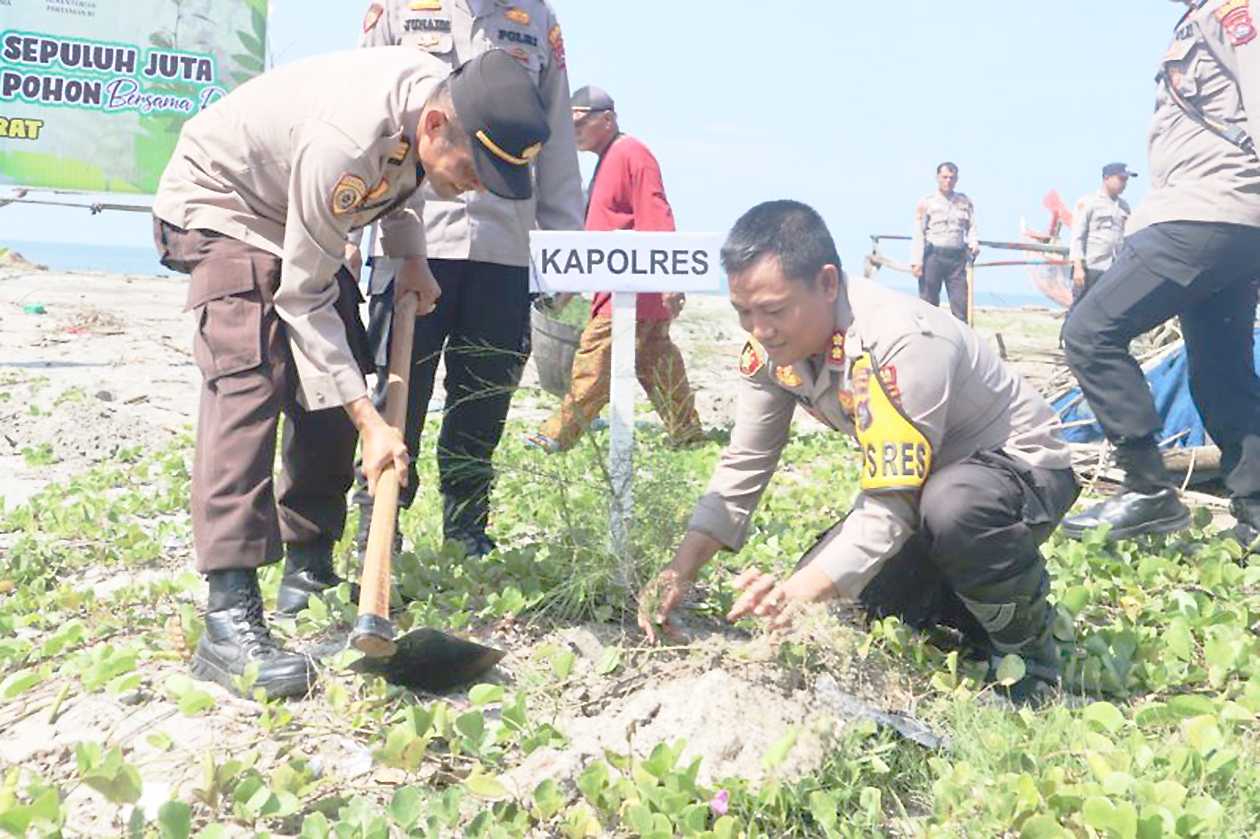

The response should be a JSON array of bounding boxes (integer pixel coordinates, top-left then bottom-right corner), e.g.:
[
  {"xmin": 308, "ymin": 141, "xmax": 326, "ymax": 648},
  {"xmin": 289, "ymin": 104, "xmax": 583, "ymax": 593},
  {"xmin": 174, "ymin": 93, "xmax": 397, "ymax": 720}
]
[{"xmin": 350, "ymin": 628, "xmax": 506, "ymax": 693}]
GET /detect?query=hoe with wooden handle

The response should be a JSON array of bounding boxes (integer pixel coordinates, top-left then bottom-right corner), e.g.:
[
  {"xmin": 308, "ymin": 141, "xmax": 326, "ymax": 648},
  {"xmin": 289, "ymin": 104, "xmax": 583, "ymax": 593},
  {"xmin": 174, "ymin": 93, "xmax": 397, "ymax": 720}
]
[{"xmin": 347, "ymin": 286, "xmax": 504, "ymax": 688}]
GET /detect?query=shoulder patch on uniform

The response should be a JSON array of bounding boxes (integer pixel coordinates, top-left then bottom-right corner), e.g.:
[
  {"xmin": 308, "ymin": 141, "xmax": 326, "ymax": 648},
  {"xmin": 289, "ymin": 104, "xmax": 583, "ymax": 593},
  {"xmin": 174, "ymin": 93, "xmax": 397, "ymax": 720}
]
[
  {"xmin": 739, "ymin": 337, "xmax": 766, "ymax": 378},
  {"xmin": 1216, "ymin": 0, "xmax": 1257, "ymax": 46},
  {"xmin": 330, "ymin": 173, "xmax": 369, "ymax": 216},
  {"xmin": 505, "ymin": 7, "xmax": 531, "ymax": 24},
  {"xmin": 363, "ymin": 2, "xmax": 384, "ymax": 33},
  {"xmin": 774, "ymin": 365, "xmax": 802, "ymax": 388},
  {"xmin": 548, "ymin": 23, "xmax": 566, "ymax": 69},
  {"xmin": 852, "ymin": 354, "xmax": 932, "ymax": 494}
]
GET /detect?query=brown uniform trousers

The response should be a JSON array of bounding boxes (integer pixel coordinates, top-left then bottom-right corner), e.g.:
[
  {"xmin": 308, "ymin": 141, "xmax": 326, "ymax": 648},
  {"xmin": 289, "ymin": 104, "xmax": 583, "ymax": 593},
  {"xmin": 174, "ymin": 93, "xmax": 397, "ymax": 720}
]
[
  {"xmin": 539, "ymin": 316, "xmax": 702, "ymax": 451},
  {"xmin": 154, "ymin": 219, "xmax": 371, "ymax": 573}
]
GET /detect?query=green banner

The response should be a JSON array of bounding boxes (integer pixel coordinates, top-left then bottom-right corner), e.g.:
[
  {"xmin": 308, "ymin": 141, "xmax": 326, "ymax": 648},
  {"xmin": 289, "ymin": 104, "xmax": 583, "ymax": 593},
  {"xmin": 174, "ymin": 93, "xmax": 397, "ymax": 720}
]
[{"xmin": 0, "ymin": 0, "xmax": 267, "ymax": 194}]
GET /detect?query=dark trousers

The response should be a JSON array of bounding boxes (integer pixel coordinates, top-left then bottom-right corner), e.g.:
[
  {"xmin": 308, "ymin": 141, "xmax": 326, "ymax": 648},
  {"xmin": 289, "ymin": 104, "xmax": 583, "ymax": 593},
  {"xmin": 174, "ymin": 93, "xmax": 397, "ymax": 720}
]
[
  {"xmin": 919, "ymin": 246, "xmax": 969, "ymax": 321},
  {"xmin": 804, "ymin": 451, "xmax": 1079, "ymax": 652},
  {"xmin": 154, "ymin": 220, "xmax": 370, "ymax": 572},
  {"xmin": 354, "ymin": 258, "xmax": 531, "ymax": 535},
  {"xmin": 1062, "ymin": 221, "xmax": 1260, "ymax": 502}
]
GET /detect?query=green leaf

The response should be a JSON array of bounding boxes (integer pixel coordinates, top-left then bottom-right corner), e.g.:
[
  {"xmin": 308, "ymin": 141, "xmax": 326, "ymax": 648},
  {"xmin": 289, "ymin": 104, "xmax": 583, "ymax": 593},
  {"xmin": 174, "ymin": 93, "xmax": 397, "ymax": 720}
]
[
  {"xmin": 995, "ymin": 654, "xmax": 1027, "ymax": 687},
  {"xmin": 1083, "ymin": 702, "xmax": 1127, "ymax": 734},
  {"xmin": 468, "ymin": 683, "xmax": 504, "ymax": 706},
  {"xmin": 1182, "ymin": 716, "xmax": 1223, "ymax": 755},
  {"xmin": 1060, "ymin": 585, "xmax": 1091, "ymax": 614},
  {"xmin": 464, "ymin": 773, "xmax": 509, "ymax": 801},
  {"xmin": 389, "ymin": 786, "xmax": 423, "ymax": 829},
  {"xmin": 455, "ymin": 711, "xmax": 486, "ymax": 743},
  {"xmin": 157, "ymin": 800, "xmax": 192, "ymax": 839},
  {"xmin": 1020, "ymin": 814, "xmax": 1070, "ymax": 838},
  {"xmin": 1, "ymin": 668, "xmax": 42, "ymax": 700},
  {"xmin": 1164, "ymin": 619, "xmax": 1195, "ymax": 661},
  {"xmin": 595, "ymin": 647, "xmax": 622, "ymax": 676},
  {"xmin": 550, "ymin": 649, "xmax": 576, "ymax": 680},
  {"xmin": 762, "ymin": 726, "xmax": 798, "ymax": 770},
  {"xmin": 1167, "ymin": 694, "xmax": 1217, "ymax": 719}
]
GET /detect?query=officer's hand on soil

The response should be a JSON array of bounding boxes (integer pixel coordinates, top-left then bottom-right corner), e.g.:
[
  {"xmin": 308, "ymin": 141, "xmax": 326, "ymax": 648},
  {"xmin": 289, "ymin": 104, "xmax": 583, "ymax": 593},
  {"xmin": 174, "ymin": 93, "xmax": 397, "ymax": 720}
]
[
  {"xmin": 637, "ymin": 567, "xmax": 693, "ymax": 644},
  {"xmin": 396, "ymin": 257, "xmax": 441, "ymax": 316},
  {"xmin": 359, "ymin": 418, "xmax": 409, "ymax": 494},
  {"xmin": 727, "ymin": 563, "xmax": 836, "ymax": 632},
  {"xmin": 911, "ymin": 263, "xmax": 924, "ymax": 279},
  {"xmin": 663, "ymin": 292, "xmax": 686, "ymax": 319}
]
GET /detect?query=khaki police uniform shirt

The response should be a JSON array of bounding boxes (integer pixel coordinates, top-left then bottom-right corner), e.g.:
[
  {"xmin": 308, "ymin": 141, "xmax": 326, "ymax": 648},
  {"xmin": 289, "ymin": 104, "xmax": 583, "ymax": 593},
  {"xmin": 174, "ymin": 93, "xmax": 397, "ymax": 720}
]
[
  {"xmin": 910, "ymin": 191, "xmax": 979, "ymax": 265},
  {"xmin": 154, "ymin": 48, "xmax": 443, "ymax": 411},
  {"xmin": 688, "ymin": 276, "xmax": 1071, "ymax": 599},
  {"xmin": 1069, "ymin": 188, "xmax": 1131, "ymax": 271},
  {"xmin": 361, "ymin": 0, "xmax": 583, "ymax": 268},
  {"xmin": 1130, "ymin": 0, "xmax": 1260, "ymax": 232}
]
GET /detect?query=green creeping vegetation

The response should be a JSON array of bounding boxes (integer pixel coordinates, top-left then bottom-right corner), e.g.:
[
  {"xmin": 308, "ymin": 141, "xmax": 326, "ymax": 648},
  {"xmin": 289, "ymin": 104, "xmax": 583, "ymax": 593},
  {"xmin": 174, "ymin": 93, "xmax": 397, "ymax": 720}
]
[{"xmin": 2, "ymin": 419, "xmax": 1260, "ymax": 836}]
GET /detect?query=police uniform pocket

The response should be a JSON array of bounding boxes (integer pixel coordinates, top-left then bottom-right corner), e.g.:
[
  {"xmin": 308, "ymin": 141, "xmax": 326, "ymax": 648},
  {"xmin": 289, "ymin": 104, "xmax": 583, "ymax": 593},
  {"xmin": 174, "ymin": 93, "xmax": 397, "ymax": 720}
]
[{"xmin": 188, "ymin": 257, "xmax": 264, "ymax": 383}]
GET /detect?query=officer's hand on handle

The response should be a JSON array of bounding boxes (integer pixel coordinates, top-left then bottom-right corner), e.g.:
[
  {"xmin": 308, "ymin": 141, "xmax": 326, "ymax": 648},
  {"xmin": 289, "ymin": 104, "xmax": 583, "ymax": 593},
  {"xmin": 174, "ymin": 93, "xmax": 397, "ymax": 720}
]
[
  {"xmin": 396, "ymin": 256, "xmax": 441, "ymax": 316},
  {"xmin": 359, "ymin": 417, "xmax": 409, "ymax": 495},
  {"xmin": 911, "ymin": 263, "xmax": 924, "ymax": 279},
  {"xmin": 1072, "ymin": 263, "xmax": 1087, "ymax": 290},
  {"xmin": 663, "ymin": 292, "xmax": 686, "ymax": 319}
]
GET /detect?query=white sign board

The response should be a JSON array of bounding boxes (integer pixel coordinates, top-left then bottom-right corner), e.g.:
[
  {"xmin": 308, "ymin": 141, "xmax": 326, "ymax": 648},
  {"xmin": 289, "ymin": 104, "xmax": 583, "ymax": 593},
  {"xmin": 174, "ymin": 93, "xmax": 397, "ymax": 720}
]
[{"xmin": 530, "ymin": 231, "xmax": 724, "ymax": 293}]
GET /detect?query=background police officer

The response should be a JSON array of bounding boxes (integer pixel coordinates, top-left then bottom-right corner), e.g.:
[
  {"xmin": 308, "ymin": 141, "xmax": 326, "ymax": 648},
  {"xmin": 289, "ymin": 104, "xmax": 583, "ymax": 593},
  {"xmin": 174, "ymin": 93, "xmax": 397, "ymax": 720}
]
[
  {"xmin": 355, "ymin": 0, "xmax": 584, "ymax": 557},
  {"xmin": 1069, "ymin": 163, "xmax": 1134, "ymax": 304},
  {"xmin": 1063, "ymin": 0, "xmax": 1260, "ymax": 541},
  {"xmin": 910, "ymin": 162, "xmax": 979, "ymax": 321},
  {"xmin": 640, "ymin": 201, "xmax": 1078, "ymax": 702},
  {"xmin": 1062, "ymin": 0, "xmax": 1260, "ymax": 546}
]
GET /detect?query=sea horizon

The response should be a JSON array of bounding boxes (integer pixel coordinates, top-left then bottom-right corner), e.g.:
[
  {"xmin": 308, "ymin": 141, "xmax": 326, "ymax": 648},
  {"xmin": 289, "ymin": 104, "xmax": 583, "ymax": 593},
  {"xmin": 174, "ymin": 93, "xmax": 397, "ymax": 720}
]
[{"xmin": 1, "ymin": 240, "xmax": 1058, "ymax": 309}]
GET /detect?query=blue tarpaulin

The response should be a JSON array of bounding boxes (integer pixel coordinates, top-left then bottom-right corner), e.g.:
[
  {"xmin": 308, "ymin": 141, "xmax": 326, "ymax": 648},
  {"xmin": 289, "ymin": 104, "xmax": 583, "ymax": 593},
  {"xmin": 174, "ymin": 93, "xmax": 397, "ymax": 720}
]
[{"xmin": 1052, "ymin": 327, "xmax": 1260, "ymax": 448}]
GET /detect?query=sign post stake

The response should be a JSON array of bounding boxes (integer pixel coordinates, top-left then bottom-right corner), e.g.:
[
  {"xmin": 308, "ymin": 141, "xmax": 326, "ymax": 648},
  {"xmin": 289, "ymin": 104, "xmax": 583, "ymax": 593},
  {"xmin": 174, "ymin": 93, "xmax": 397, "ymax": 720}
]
[
  {"xmin": 608, "ymin": 291, "xmax": 637, "ymax": 570},
  {"xmin": 529, "ymin": 231, "xmax": 723, "ymax": 570}
]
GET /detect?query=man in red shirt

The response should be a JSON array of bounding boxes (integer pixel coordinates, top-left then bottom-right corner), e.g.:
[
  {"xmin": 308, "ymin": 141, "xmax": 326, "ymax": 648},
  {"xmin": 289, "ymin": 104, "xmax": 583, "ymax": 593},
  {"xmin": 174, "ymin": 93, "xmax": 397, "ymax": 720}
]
[{"xmin": 531, "ymin": 86, "xmax": 703, "ymax": 451}]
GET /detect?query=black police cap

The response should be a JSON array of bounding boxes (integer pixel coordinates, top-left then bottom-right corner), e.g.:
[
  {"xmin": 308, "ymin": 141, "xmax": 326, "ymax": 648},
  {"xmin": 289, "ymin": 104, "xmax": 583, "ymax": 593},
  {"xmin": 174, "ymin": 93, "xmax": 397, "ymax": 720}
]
[{"xmin": 449, "ymin": 50, "xmax": 550, "ymax": 200}]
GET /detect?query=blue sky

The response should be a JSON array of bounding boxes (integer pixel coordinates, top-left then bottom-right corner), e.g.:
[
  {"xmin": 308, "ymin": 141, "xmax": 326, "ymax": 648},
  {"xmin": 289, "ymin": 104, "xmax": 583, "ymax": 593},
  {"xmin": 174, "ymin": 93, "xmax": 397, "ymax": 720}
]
[{"xmin": 4, "ymin": 1, "xmax": 1174, "ymax": 298}]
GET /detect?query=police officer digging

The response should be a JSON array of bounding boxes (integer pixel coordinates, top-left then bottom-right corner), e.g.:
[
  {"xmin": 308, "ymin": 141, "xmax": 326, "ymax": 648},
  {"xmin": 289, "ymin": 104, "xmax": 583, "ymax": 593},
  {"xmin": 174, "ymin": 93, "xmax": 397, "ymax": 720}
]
[
  {"xmin": 354, "ymin": 0, "xmax": 583, "ymax": 559},
  {"xmin": 1061, "ymin": 0, "xmax": 1260, "ymax": 547},
  {"xmin": 638, "ymin": 201, "xmax": 1079, "ymax": 701},
  {"xmin": 1069, "ymin": 163, "xmax": 1135, "ymax": 305},
  {"xmin": 153, "ymin": 49, "xmax": 550, "ymax": 698},
  {"xmin": 911, "ymin": 162, "xmax": 980, "ymax": 321}
]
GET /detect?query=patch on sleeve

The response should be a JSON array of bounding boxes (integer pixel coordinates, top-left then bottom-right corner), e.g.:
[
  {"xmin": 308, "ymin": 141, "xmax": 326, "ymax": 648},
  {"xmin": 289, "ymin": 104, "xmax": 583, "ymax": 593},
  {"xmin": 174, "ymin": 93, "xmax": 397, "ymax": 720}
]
[
  {"xmin": 852, "ymin": 354, "xmax": 932, "ymax": 493},
  {"xmin": 1216, "ymin": 0, "xmax": 1257, "ymax": 46},
  {"xmin": 363, "ymin": 2, "xmax": 384, "ymax": 33},
  {"xmin": 739, "ymin": 337, "xmax": 766, "ymax": 378},
  {"xmin": 330, "ymin": 173, "xmax": 369, "ymax": 216},
  {"xmin": 548, "ymin": 24, "xmax": 566, "ymax": 69}
]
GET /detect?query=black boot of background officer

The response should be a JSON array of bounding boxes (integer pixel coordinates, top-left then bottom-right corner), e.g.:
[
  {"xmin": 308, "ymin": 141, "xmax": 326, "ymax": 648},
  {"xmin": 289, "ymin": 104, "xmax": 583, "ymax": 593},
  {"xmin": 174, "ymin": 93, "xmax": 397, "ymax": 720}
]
[
  {"xmin": 1060, "ymin": 222, "xmax": 1260, "ymax": 544},
  {"xmin": 276, "ymin": 539, "xmax": 359, "ymax": 616},
  {"xmin": 192, "ymin": 569, "xmax": 316, "ymax": 699},
  {"xmin": 1059, "ymin": 439, "xmax": 1190, "ymax": 540}
]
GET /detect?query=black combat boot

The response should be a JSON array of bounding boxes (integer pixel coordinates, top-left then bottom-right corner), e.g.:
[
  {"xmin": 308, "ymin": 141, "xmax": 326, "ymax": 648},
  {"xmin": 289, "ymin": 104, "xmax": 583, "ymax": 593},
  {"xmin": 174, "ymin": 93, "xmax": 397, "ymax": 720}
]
[
  {"xmin": 958, "ymin": 567, "xmax": 1061, "ymax": 706},
  {"xmin": 191, "ymin": 569, "xmax": 316, "ymax": 699},
  {"xmin": 442, "ymin": 495, "xmax": 496, "ymax": 558},
  {"xmin": 1062, "ymin": 440, "xmax": 1190, "ymax": 540},
  {"xmin": 1231, "ymin": 498, "xmax": 1260, "ymax": 554},
  {"xmin": 276, "ymin": 539, "xmax": 358, "ymax": 616}
]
